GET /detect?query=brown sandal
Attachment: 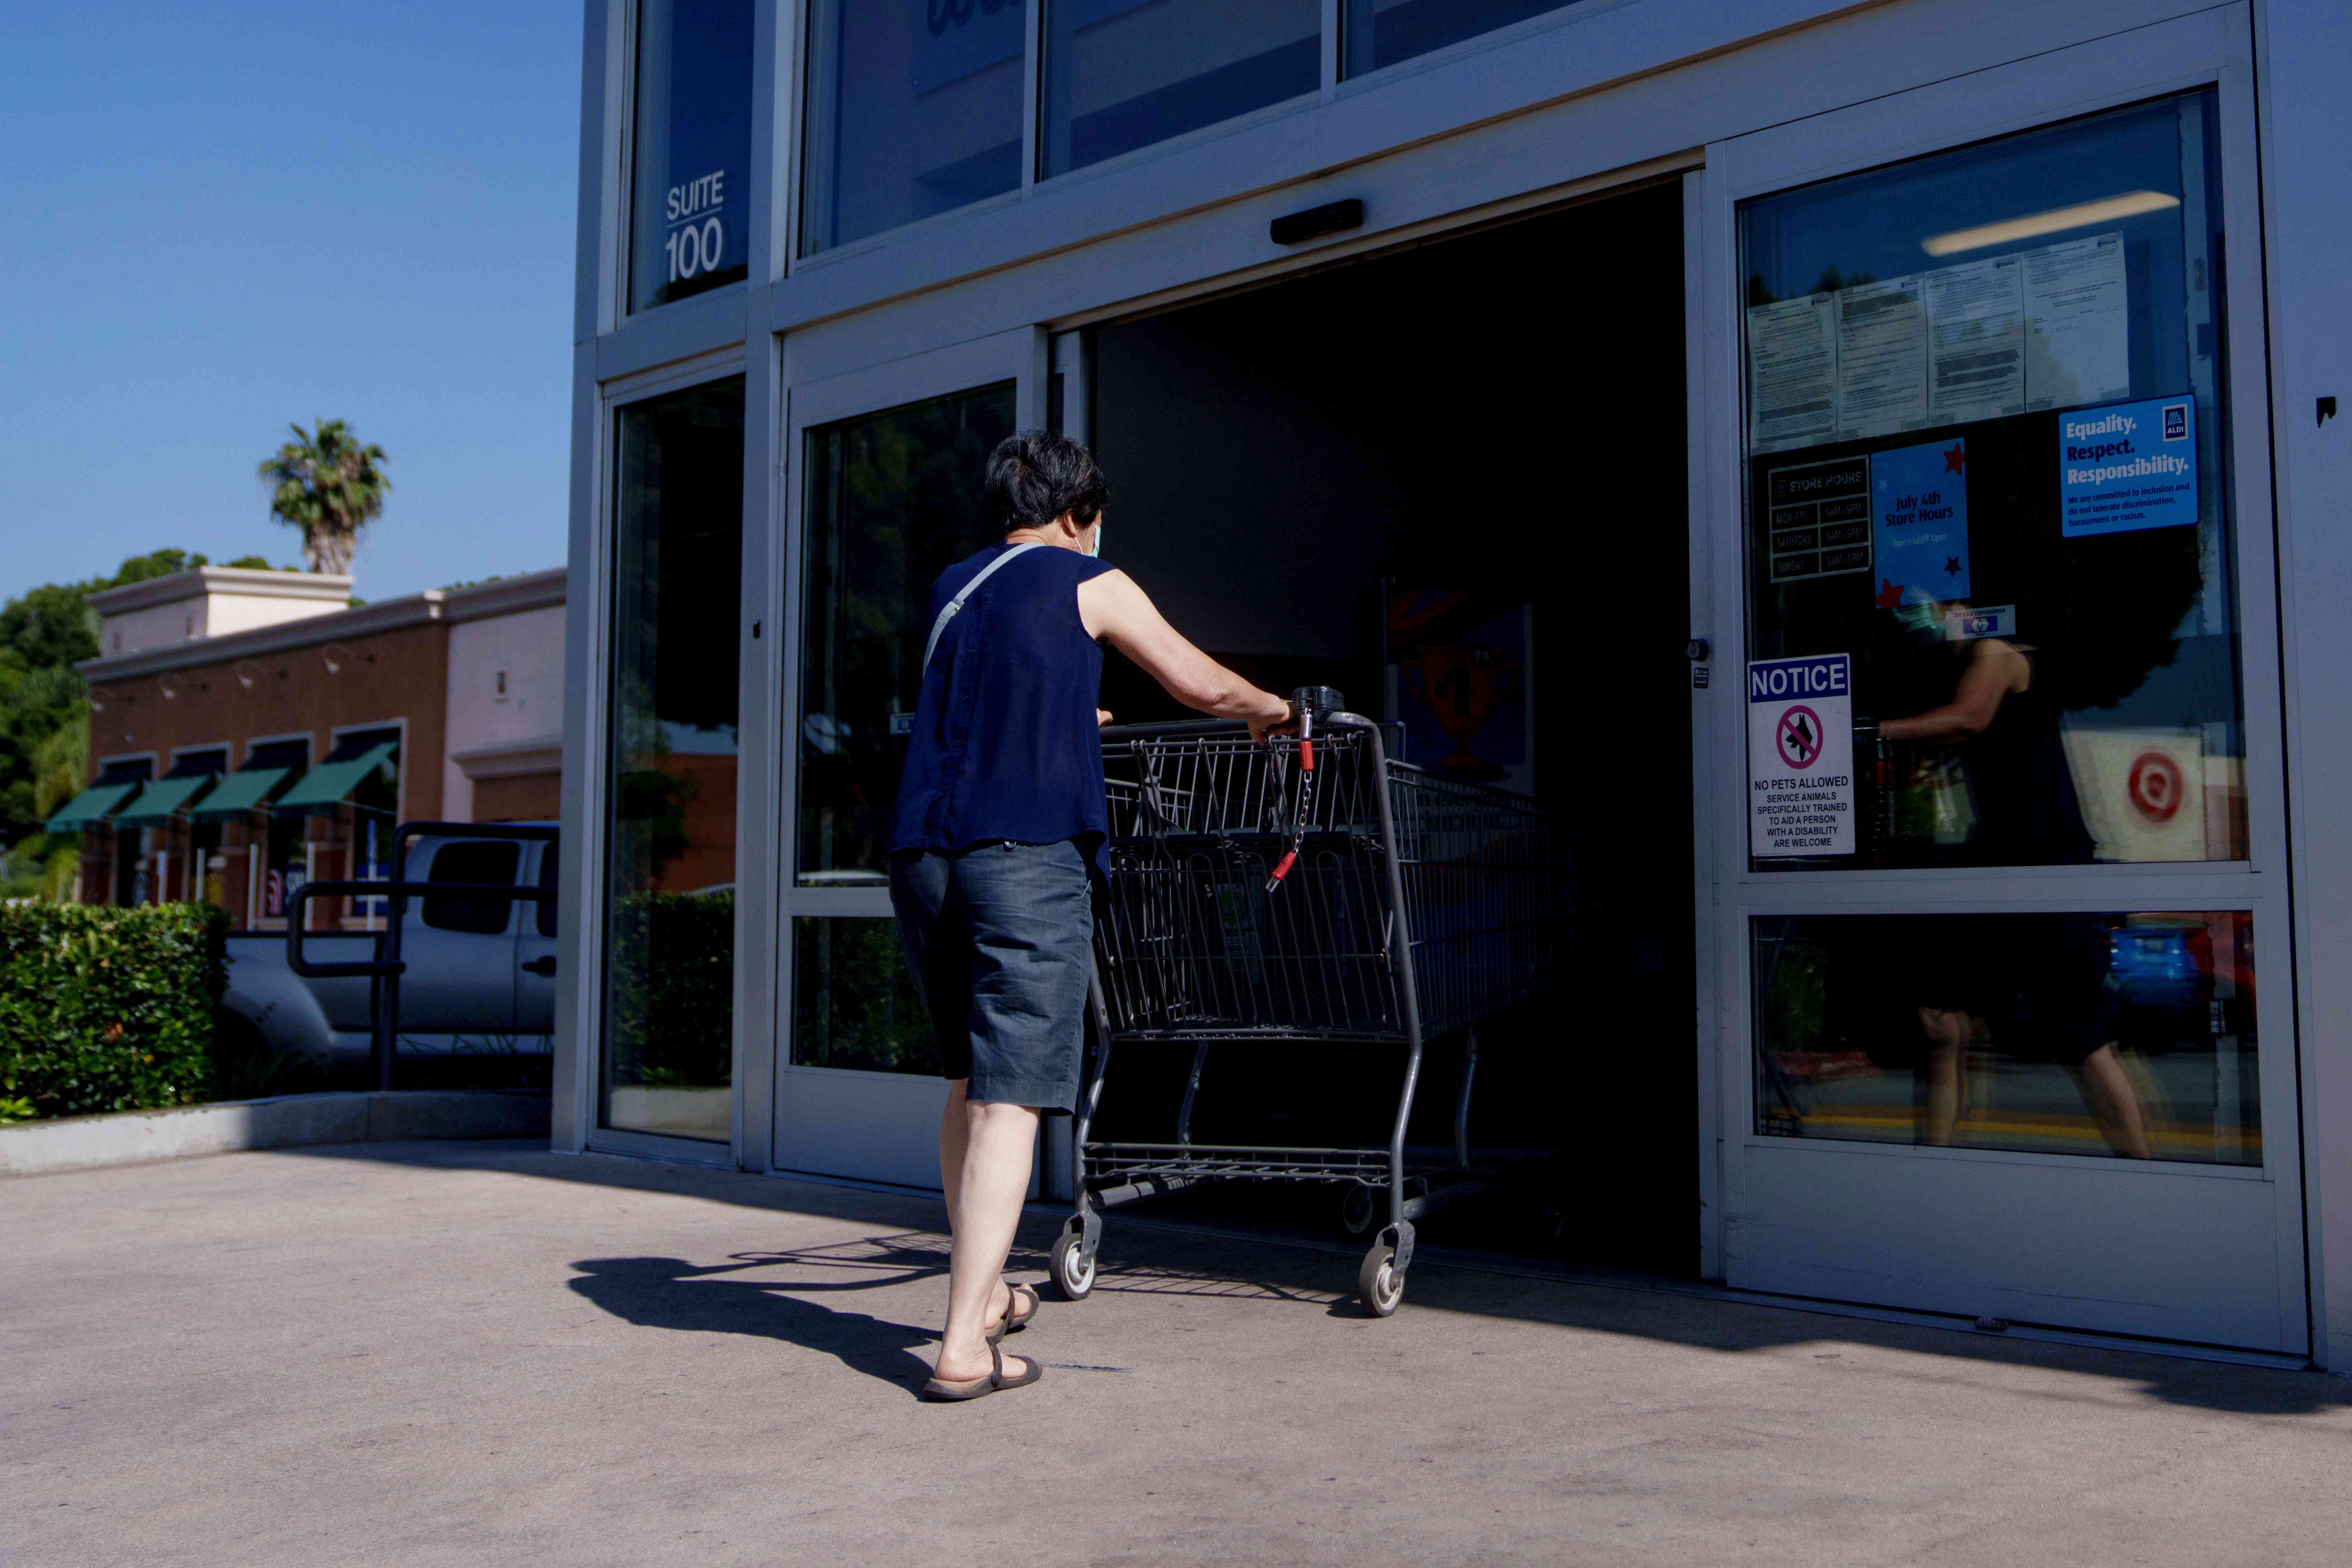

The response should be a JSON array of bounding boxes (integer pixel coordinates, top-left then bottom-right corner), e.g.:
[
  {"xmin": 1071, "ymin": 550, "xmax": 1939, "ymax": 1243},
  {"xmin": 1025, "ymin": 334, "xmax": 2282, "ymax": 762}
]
[
  {"xmin": 921, "ymin": 1342, "xmax": 1045, "ymax": 1403},
  {"xmin": 994, "ymin": 1280, "xmax": 1040, "ymax": 1340}
]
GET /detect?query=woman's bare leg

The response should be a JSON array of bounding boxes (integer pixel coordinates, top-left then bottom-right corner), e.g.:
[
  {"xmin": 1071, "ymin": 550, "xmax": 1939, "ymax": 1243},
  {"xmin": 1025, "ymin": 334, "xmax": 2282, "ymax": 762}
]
[
  {"xmin": 935, "ymin": 1097, "xmax": 1040, "ymax": 1384},
  {"xmin": 2079, "ymin": 1043, "xmax": 2153, "ymax": 1158},
  {"xmin": 1919, "ymin": 1007, "xmax": 1971, "ymax": 1145},
  {"xmin": 939, "ymin": 1078, "xmax": 970, "ymax": 1234},
  {"xmin": 937, "ymin": 1078, "xmax": 1012, "ymax": 1350}
]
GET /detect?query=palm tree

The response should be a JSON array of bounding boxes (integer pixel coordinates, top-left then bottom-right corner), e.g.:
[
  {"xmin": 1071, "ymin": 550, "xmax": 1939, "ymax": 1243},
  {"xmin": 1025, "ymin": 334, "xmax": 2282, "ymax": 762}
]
[
  {"xmin": 31, "ymin": 703, "xmax": 87, "ymax": 901},
  {"xmin": 30, "ymin": 696, "xmax": 87, "ymax": 823},
  {"xmin": 258, "ymin": 420, "xmax": 390, "ymax": 575}
]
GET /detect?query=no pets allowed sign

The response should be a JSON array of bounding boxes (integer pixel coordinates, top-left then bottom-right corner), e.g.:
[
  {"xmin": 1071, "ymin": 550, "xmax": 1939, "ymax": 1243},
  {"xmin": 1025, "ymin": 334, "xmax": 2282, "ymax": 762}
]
[{"xmin": 1749, "ymin": 653, "xmax": 1855, "ymax": 857}]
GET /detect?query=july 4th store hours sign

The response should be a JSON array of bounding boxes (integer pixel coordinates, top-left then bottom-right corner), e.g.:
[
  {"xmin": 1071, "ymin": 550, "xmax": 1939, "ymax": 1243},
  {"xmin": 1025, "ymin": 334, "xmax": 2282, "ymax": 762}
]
[{"xmin": 1749, "ymin": 653, "xmax": 1856, "ymax": 857}]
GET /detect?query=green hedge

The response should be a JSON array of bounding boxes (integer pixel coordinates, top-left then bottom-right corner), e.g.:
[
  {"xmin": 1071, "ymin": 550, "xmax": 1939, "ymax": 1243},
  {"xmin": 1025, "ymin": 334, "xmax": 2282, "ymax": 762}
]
[
  {"xmin": 0, "ymin": 903, "xmax": 228, "ymax": 1120},
  {"xmin": 604, "ymin": 891, "xmax": 734, "ymax": 1090}
]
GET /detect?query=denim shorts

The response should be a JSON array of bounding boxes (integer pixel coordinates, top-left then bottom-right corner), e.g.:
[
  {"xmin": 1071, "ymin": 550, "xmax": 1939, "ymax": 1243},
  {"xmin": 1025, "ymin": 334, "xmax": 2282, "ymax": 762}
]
[{"xmin": 888, "ymin": 839, "xmax": 1092, "ymax": 1112}]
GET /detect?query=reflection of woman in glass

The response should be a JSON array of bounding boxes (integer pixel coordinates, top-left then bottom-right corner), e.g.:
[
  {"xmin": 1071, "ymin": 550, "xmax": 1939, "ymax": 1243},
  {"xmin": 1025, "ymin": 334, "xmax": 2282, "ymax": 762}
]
[{"xmin": 1880, "ymin": 608, "xmax": 2151, "ymax": 1158}]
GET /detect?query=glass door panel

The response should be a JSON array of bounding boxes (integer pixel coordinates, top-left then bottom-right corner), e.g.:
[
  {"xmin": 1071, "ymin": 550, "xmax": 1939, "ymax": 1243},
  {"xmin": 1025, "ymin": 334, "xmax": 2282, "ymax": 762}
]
[
  {"xmin": 1740, "ymin": 93, "xmax": 2243, "ymax": 874},
  {"xmin": 792, "ymin": 915, "xmax": 943, "ymax": 1075},
  {"xmin": 1707, "ymin": 17, "xmax": 2299, "ymax": 1351},
  {"xmin": 777, "ymin": 333, "xmax": 1040, "ymax": 1187},
  {"xmin": 1754, "ymin": 910, "xmax": 2259, "ymax": 1165},
  {"xmin": 797, "ymin": 382, "xmax": 1018, "ymax": 892},
  {"xmin": 600, "ymin": 376, "xmax": 743, "ymax": 1144}
]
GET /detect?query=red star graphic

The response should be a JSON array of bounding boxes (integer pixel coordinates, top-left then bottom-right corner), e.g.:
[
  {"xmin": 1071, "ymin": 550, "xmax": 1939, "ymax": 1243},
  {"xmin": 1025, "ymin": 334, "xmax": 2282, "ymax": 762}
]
[
  {"xmin": 1943, "ymin": 443, "xmax": 1966, "ymax": 474},
  {"xmin": 1875, "ymin": 578, "xmax": 1906, "ymax": 610}
]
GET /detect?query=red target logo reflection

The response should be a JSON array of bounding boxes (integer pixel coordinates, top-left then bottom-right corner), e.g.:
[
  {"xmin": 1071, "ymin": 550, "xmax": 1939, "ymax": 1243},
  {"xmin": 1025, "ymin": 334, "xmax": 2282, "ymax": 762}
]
[{"xmin": 2128, "ymin": 751, "xmax": 2184, "ymax": 822}]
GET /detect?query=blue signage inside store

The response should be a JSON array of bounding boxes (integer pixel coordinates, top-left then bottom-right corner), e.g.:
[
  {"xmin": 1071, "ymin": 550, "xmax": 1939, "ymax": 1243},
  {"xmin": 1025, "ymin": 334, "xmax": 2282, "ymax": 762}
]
[
  {"xmin": 1870, "ymin": 438, "xmax": 1971, "ymax": 608},
  {"xmin": 2059, "ymin": 394, "xmax": 2199, "ymax": 538}
]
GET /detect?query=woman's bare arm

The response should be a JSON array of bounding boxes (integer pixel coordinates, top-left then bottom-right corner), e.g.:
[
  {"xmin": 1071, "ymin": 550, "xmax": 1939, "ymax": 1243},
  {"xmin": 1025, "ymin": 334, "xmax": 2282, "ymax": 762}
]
[
  {"xmin": 1078, "ymin": 570, "xmax": 1292, "ymax": 738},
  {"xmin": 1879, "ymin": 638, "xmax": 2030, "ymax": 743}
]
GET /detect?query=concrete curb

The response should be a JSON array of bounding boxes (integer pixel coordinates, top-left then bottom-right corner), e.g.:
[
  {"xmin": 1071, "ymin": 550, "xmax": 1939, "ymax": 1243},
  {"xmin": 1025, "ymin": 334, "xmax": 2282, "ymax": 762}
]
[{"xmin": 0, "ymin": 1092, "xmax": 551, "ymax": 1177}]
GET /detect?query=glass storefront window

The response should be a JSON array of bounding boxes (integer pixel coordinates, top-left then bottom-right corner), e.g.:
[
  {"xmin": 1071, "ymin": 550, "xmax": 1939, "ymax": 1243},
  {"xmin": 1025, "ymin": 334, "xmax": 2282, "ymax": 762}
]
[
  {"xmin": 1343, "ymin": 0, "xmax": 1577, "ymax": 77},
  {"xmin": 800, "ymin": 0, "xmax": 1029, "ymax": 255},
  {"xmin": 1754, "ymin": 912, "xmax": 2258, "ymax": 1166},
  {"xmin": 236, "ymin": 743, "xmax": 304, "ymax": 921},
  {"xmin": 603, "ymin": 378, "xmax": 743, "ymax": 1142},
  {"xmin": 791, "ymin": 917, "xmax": 941, "ymax": 1074},
  {"xmin": 629, "ymin": 0, "xmax": 754, "ymax": 313},
  {"xmin": 1041, "ymin": 0, "xmax": 1319, "ymax": 177},
  {"xmin": 1738, "ymin": 94, "xmax": 2241, "ymax": 871},
  {"xmin": 797, "ymin": 382, "xmax": 1016, "ymax": 885}
]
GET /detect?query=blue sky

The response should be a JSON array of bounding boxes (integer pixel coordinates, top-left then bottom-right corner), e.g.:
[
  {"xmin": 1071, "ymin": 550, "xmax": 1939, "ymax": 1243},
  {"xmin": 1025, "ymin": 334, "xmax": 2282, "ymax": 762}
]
[{"xmin": 0, "ymin": 3, "xmax": 583, "ymax": 605}]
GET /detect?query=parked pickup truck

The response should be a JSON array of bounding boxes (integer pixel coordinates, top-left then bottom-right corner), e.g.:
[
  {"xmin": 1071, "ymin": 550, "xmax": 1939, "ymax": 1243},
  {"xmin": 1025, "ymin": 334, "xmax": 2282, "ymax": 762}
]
[{"xmin": 218, "ymin": 825, "xmax": 559, "ymax": 1067}]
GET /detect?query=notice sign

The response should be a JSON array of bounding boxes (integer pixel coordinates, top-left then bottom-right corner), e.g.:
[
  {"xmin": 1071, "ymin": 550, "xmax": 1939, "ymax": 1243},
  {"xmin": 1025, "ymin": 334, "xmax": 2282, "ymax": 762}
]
[
  {"xmin": 2060, "ymin": 396, "xmax": 2198, "ymax": 538},
  {"xmin": 1749, "ymin": 654, "xmax": 1856, "ymax": 858}
]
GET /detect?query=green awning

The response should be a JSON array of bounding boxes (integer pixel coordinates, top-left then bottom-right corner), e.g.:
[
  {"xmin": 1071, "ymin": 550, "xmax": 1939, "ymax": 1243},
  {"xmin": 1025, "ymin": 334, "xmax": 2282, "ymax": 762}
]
[
  {"xmin": 115, "ymin": 773, "xmax": 215, "ymax": 827},
  {"xmin": 43, "ymin": 782, "xmax": 140, "ymax": 833},
  {"xmin": 273, "ymin": 742, "xmax": 398, "ymax": 812},
  {"xmin": 191, "ymin": 766, "xmax": 291, "ymax": 822}
]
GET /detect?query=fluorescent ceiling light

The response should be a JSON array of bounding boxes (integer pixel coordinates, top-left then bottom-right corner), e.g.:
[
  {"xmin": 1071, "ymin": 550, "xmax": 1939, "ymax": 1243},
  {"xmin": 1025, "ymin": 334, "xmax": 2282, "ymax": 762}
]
[{"xmin": 1921, "ymin": 190, "xmax": 2179, "ymax": 257}]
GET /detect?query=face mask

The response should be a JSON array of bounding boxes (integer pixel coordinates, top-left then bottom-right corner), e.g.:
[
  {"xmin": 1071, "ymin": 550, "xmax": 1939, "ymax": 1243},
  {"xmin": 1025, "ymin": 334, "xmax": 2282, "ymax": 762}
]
[
  {"xmin": 1892, "ymin": 602, "xmax": 1942, "ymax": 641},
  {"xmin": 1086, "ymin": 520, "xmax": 1103, "ymax": 558}
]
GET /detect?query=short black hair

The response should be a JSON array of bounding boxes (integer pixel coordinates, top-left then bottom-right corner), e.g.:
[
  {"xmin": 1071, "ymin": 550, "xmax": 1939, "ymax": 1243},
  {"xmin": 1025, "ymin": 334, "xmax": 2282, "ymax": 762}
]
[{"xmin": 985, "ymin": 430, "xmax": 1108, "ymax": 532}]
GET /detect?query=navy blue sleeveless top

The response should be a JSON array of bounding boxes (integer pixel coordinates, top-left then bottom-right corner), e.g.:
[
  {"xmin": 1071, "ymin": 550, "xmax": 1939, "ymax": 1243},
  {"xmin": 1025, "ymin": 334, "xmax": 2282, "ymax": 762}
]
[{"xmin": 891, "ymin": 543, "xmax": 1119, "ymax": 872}]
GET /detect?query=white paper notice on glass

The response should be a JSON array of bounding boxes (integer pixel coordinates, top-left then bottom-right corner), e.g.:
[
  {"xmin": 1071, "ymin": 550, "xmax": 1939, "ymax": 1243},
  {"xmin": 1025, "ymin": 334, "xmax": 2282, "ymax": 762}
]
[
  {"xmin": 1836, "ymin": 277, "xmax": 1929, "ymax": 441},
  {"xmin": 1747, "ymin": 295, "xmax": 1840, "ymax": 453},
  {"xmin": 1925, "ymin": 254, "xmax": 2025, "ymax": 425},
  {"xmin": 2025, "ymin": 232, "xmax": 2130, "ymax": 410}
]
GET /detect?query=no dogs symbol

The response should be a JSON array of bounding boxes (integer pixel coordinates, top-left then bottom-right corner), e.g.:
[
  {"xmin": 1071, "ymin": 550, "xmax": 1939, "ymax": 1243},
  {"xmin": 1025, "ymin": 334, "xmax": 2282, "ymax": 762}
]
[{"xmin": 1775, "ymin": 705, "xmax": 1825, "ymax": 770}]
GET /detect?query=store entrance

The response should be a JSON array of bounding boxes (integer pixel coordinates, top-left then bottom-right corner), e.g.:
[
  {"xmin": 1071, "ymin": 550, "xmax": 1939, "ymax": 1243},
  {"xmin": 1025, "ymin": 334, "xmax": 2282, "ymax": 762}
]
[{"xmin": 1087, "ymin": 181, "xmax": 1696, "ymax": 1273}]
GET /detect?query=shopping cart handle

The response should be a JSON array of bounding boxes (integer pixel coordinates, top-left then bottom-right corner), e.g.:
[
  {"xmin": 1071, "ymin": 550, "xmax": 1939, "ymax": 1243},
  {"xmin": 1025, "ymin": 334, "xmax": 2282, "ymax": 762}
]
[
  {"xmin": 1098, "ymin": 717, "xmax": 1251, "ymax": 739},
  {"xmin": 1096, "ymin": 698, "xmax": 1370, "ymax": 744},
  {"xmin": 1291, "ymin": 685, "xmax": 1346, "ymax": 717}
]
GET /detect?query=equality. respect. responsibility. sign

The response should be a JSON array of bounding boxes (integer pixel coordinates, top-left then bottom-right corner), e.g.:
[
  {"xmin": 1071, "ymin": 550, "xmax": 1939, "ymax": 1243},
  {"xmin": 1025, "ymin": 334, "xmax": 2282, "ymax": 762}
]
[
  {"xmin": 2059, "ymin": 394, "xmax": 2198, "ymax": 538},
  {"xmin": 1749, "ymin": 653, "xmax": 1855, "ymax": 857}
]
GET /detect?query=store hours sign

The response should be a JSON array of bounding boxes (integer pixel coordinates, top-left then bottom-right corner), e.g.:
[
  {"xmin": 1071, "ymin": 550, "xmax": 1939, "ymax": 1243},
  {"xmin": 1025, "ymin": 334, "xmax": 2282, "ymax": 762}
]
[{"xmin": 1749, "ymin": 653, "xmax": 1856, "ymax": 857}]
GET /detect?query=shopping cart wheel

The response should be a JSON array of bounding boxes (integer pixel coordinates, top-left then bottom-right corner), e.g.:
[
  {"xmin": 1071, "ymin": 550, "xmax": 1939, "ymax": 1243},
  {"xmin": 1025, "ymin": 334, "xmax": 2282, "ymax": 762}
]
[
  {"xmin": 1338, "ymin": 1183, "xmax": 1378, "ymax": 1239},
  {"xmin": 1357, "ymin": 1244, "xmax": 1405, "ymax": 1317},
  {"xmin": 1050, "ymin": 1223, "xmax": 1097, "ymax": 1302}
]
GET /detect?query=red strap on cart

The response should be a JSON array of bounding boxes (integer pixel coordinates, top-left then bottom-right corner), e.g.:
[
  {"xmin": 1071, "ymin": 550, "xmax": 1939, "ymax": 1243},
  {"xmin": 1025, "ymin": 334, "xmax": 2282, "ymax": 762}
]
[{"xmin": 1265, "ymin": 703, "xmax": 1317, "ymax": 893}]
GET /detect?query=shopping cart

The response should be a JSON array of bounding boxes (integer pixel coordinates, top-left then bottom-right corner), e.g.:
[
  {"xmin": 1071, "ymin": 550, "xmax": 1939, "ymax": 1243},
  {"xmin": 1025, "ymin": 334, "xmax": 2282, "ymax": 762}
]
[{"xmin": 1048, "ymin": 688, "xmax": 1569, "ymax": 1316}]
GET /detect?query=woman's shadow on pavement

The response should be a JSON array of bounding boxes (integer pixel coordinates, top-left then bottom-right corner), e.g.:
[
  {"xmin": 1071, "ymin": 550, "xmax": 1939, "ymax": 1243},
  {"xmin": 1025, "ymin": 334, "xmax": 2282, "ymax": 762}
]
[{"xmin": 567, "ymin": 1241, "xmax": 951, "ymax": 1394}]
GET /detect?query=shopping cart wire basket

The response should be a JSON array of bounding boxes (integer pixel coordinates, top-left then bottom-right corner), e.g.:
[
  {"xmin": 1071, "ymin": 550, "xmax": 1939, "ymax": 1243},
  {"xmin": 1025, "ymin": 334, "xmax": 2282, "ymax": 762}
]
[{"xmin": 1050, "ymin": 688, "xmax": 1569, "ymax": 1315}]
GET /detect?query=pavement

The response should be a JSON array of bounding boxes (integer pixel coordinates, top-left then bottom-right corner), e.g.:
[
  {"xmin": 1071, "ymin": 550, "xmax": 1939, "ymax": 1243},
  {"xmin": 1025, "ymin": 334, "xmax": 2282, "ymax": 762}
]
[{"xmin": 7, "ymin": 1144, "xmax": 2352, "ymax": 1568}]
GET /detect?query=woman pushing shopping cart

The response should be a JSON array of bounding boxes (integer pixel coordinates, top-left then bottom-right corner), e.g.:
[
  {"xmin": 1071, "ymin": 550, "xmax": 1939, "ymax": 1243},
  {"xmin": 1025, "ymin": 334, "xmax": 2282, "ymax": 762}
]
[{"xmin": 889, "ymin": 430, "xmax": 1294, "ymax": 1402}]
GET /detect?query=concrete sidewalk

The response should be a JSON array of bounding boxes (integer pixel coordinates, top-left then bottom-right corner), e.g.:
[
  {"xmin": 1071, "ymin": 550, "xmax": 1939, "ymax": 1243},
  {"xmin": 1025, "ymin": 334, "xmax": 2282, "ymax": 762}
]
[{"xmin": 5, "ymin": 1145, "xmax": 2350, "ymax": 1568}]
